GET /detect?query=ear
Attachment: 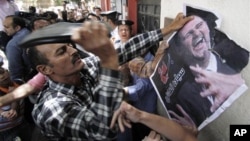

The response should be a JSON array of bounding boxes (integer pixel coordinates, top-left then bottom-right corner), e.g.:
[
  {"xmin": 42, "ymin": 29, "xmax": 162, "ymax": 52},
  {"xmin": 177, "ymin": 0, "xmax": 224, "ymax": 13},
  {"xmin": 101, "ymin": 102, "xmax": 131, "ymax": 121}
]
[
  {"xmin": 14, "ymin": 25, "xmax": 21, "ymax": 32},
  {"xmin": 36, "ymin": 65, "xmax": 53, "ymax": 75}
]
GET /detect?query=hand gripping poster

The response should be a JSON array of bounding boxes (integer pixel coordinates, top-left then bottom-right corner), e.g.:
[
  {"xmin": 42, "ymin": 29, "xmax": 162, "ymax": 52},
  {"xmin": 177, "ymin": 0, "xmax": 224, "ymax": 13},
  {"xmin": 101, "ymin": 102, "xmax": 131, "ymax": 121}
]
[{"xmin": 150, "ymin": 4, "xmax": 249, "ymax": 130}]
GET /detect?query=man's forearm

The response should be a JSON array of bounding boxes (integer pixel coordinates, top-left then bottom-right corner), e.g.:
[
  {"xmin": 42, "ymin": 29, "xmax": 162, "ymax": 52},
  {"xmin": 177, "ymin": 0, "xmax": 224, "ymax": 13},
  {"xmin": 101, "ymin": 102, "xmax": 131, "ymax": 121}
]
[{"xmin": 139, "ymin": 111, "xmax": 197, "ymax": 141}]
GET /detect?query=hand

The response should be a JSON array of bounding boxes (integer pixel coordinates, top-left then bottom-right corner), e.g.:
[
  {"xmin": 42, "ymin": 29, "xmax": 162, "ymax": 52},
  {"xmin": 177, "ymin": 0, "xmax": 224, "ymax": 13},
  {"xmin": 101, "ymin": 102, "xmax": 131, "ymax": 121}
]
[
  {"xmin": 71, "ymin": 21, "xmax": 119, "ymax": 70},
  {"xmin": 169, "ymin": 104, "xmax": 196, "ymax": 127},
  {"xmin": 162, "ymin": 13, "xmax": 194, "ymax": 35},
  {"xmin": 190, "ymin": 65, "xmax": 245, "ymax": 112},
  {"xmin": 129, "ymin": 42, "xmax": 169, "ymax": 78},
  {"xmin": 110, "ymin": 101, "xmax": 141, "ymax": 132},
  {"xmin": 169, "ymin": 104, "xmax": 198, "ymax": 136},
  {"xmin": 128, "ymin": 57, "xmax": 145, "ymax": 76},
  {"xmin": 142, "ymin": 131, "xmax": 162, "ymax": 141},
  {"xmin": 151, "ymin": 41, "xmax": 169, "ymax": 71},
  {"xmin": 1, "ymin": 109, "xmax": 17, "ymax": 119}
]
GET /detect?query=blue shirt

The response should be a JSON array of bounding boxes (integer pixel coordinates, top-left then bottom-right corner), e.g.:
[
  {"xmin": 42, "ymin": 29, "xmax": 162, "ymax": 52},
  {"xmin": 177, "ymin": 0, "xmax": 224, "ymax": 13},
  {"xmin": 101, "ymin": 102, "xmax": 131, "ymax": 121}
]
[
  {"xmin": 5, "ymin": 28, "xmax": 31, "ymax": 83},
  {"xmin": 126, "ymin": 53, "xmax": 157, "ymax": 113}
]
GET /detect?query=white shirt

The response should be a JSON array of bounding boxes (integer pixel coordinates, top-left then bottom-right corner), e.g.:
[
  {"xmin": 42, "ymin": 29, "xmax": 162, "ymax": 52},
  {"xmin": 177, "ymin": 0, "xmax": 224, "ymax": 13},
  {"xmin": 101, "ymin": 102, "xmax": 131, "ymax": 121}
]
[
  {"xmin": 205, "ymin": 52, "xmax": 218, "ymax": 105},
  {"xmin": 110, "ymin": 26, "xmax": 120, "ymax": 43},
  {"xmin": 0, "ymin": 0, "xmax": 19, "ymax": 31}
]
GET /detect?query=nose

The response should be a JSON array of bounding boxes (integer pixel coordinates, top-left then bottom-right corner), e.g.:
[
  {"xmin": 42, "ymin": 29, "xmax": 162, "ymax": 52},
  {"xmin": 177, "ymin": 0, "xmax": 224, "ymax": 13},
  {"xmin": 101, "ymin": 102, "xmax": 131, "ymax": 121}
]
[
  {"xmin": 192, "ymin": 29, "xmax": 200, "ymax": 37},
  {"xmin": 67, "ymin": 45, "xmax": 78, "ymax": 55}
]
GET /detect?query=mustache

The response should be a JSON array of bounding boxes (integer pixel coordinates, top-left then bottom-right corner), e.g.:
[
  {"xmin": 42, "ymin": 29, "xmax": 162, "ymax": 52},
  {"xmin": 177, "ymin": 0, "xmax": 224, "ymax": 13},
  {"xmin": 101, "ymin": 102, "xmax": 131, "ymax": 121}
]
[{"xmin": 71, "ymin": 53, "xmax": 80, "ymax": 64}]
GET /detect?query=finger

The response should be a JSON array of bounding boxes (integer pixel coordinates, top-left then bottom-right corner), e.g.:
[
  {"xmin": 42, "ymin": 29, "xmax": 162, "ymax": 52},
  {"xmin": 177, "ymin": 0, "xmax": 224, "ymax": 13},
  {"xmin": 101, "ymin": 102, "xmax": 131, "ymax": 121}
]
[
  {"xmin": 194, "ymin": 76, "xmax": 210, "ymax": 85},
  {"xmin": 122, "ymin": 118, "xmax": 132, "ymax": 128},
  {"xmin": 168, "ymin": 110, "xmax": 182, "ymax": 120},
  {"xmin": 176, "ymin": 12, "xmax": 184, "ymax": 19},
  {"xmin": 189, "ymin": 66, "xmax": 205, "ymax": 76},
  {"xmin": 118, "ymin": 114, "xmax": 125, "ymax": 132},
  {"xmin": 110, "ymin": 110, "xmax": 120, "ymax": 128},
  {"xmin": 155, "ymin": 133, "xmax": 161, "ymax": 140},
  {"xmin": 200, "ymin": 88, "xmax": 215, "ymax": 97},
  {"xmin": 210, "ymin": 98, "xmax": 223, "ymax": 112},
  {"xmin": 148, "ymin": 130, "xmax": 157, "ymax": 138},
  {"xmin": 175, "ymin": 104, "xmax": 189, "ymax": 117}
]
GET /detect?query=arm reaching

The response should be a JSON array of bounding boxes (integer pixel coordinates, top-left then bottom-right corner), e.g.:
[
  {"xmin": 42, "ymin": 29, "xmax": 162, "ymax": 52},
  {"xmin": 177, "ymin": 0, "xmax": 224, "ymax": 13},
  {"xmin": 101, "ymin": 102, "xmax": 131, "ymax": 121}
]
[
  {"xmin": 190, "ymin": 65, "xmax": 245, "ymax": 112},
  {"xmin": 110, "ymin": 102, "xmax": 197, "ymax": 141}
]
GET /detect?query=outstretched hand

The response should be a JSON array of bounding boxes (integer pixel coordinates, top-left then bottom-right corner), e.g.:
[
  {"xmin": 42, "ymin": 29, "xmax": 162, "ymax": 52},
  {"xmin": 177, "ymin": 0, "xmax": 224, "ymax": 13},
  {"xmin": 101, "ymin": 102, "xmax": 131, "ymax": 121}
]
[
  {"xmin": 169, "ymin": 104, "xmax": 198, "ymax": 136},
  {"xmin": 190, "ymin": 65, "xmax": 245, "ymax": 112}
]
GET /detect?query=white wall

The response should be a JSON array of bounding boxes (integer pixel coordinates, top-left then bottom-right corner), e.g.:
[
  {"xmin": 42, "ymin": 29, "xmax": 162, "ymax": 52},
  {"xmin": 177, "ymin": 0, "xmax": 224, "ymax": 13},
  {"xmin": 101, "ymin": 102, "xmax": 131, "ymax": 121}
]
[{"xmin": 159, "ymin": 0, "xmax": 250, "ymax": 140}]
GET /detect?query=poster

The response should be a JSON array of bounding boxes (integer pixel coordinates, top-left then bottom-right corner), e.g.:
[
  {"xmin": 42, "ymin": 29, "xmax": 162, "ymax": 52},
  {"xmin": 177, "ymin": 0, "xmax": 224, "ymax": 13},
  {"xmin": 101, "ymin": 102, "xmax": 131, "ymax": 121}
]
[{"xmin": 150, "ymin": 4, "xmax": 249, "ymax": 130}]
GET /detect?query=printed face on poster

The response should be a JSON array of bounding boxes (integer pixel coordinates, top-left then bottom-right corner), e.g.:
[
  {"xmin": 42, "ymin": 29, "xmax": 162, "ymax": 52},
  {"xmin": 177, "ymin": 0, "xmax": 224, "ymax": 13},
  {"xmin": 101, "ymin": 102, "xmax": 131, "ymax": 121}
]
[{"xmin": 150, "ymin": 4, "xmax": 249, "ymax": 130}]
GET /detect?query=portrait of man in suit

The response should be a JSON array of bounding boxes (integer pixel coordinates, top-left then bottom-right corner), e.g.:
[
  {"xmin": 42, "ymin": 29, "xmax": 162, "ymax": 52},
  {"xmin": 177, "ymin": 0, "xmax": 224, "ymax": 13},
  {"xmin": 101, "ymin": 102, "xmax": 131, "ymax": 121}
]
[{"xmin": 150, "ymin": 4, "xmax": 249, "ymax": 130}]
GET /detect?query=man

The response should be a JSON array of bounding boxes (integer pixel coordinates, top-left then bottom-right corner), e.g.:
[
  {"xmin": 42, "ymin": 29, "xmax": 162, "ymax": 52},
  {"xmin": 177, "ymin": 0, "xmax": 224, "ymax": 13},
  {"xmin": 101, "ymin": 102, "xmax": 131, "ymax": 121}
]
[
  {"xmin": 93, "ymin": 6, "xmax": 102, "ymax": 20},
  {"xmin": 0, "ymin": 0, "xmax": 19, "ymax": 31},
  {"xmin": 29, "ymin": 17, "xmax": 50, "ymax": 31},
  {"xmin": 3, "ymin": 15, "xmax": 32, "ymax": 84},
  {"xmin": 168, "ymin": 8, "xmax": 247, "ymax": 127},
  {"xmin": 18, "ymin": 13, "xmax": 193, "ymax": 140},
  {"xmin": 101, "ymin": 11, "xmax": 121, "ymax": 43},
  {"xmin": 114, "ymin": 19, "xmax": 134, "ymax": 49}
]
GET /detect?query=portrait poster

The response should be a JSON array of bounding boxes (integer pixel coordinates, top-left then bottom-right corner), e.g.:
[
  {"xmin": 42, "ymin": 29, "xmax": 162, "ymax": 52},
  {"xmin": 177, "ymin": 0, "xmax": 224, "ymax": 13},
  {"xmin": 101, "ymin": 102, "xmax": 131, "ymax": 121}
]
[{"xmin": 150, "ymin": 4, "xmax": 249, "ymax": 130}]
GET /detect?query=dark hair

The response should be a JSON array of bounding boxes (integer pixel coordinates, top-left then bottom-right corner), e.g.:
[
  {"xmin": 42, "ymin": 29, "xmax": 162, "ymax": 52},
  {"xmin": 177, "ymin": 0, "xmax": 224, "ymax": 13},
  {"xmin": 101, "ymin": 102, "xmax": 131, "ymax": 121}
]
[
  {"xmin": 6, "ymin": 15, "xmax": 26, "ymax": 29},
  {"xmin": 29, "ymin": 17, "xmax": 49, "ymax": 30},
  {"xmin": 186, "ymin": 6, "xmax": 218, "ymax": 39},
  {"xmin": 27, "ymin": 46, "xmax": 50, "ymax": 69},
  {"xmin": 93, "ymin": 6, "xmax": 101, "ymax": 11},
  {"xmin": 29, "ymin": 6, "xmax": 36, "ymax": 14},
  {"xmin": 86, "ymin": 13, "xmax": 101, "ymax": 21}
]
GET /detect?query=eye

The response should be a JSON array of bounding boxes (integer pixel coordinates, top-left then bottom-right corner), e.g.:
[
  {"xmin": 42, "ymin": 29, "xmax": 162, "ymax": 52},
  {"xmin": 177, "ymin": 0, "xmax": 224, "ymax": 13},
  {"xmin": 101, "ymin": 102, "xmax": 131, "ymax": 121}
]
[
  {"xmin": 196, "ymin": 21, "xmax": 203, "ymax": 29},
  {"xmin": 56, "ymin": 45, "xmax": 67, "ymax": 56},
  {"xmin": 183, "ymin": 30, "xmax": 193, "ymax": 40}
]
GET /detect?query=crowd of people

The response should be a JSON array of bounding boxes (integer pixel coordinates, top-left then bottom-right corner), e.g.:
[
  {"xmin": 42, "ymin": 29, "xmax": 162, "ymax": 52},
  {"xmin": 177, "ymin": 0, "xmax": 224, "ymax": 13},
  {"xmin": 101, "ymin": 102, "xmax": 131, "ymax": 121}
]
[{"xmin": 1, "ymin": 0, "xmax": 247, "ymax": 141}]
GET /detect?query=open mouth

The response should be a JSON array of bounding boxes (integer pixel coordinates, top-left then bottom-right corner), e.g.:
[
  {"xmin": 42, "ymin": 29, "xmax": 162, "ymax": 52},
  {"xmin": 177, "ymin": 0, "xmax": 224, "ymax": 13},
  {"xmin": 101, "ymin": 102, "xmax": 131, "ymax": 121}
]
[{"xmin": 193, "ymin": 36, "xmax": 205, "ymax": 49}]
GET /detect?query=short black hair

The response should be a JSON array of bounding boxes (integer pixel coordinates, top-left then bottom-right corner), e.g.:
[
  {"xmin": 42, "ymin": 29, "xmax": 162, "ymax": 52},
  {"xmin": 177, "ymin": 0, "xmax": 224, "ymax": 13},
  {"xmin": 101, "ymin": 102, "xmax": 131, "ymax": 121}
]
[
  {"xmin": 29, "ymin": 17, "xmax": 49, "ymax": 30},
  {"xmin": 27, "ymin": 45, "xmax": 50, "ymax": 69},
  {"xmin": 6, "ymin": 15, "xmax": 26, "ymax": 29},
  {"xmin": 86, "ymin": 13, "xmax": 101, "ymax": 21}
]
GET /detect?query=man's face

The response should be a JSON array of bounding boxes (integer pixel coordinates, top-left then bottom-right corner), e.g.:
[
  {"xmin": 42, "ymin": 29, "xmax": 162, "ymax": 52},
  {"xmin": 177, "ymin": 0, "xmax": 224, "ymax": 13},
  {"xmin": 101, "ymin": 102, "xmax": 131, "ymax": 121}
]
[
  {"xmin": 3, "ymin": 17, "xmax": 17, "ymax": 36},
  {"xmin": 33, "ymin": 19, "xmax": 50, "ymax": 31},
  {"xmin": 118, "ymin": 25, "xmax": 131, "ymax": 43},
  {"xmin": 67, "ymin": 11, "xmax": 75, "ymax": 20},
  {"xmin": 94, "ymin": 9, "xmax": 101, "ymax": 16},
  {"xmin": 178, "ymin": 16, "xmax": 211, "ymax": 60},
  {"xmin": 36, "ymin": 43, "xmax": 84, "ymax": 77}
]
